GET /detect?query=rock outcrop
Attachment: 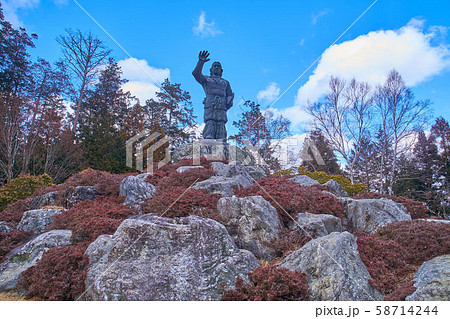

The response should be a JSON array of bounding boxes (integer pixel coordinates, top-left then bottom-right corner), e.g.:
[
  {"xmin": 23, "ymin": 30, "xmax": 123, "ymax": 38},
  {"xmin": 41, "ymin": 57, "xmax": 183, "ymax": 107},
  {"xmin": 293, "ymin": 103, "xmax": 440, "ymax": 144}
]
[
  {"xmin": 30, "ymin": 191, "xmax": 58, "ymax": 210},
  {"xmin": 17, "ymin": 209, "xmax": 63, "ymax": 235},
  {"xmin": 119, "ymin": 176, "xmax": 157, "ymax": 211},
  {"xmin": 324, "ymin": 179, "xmax": 348, "ymax": 197},
  {"xmin": 66, "ymin": 186, "xmax": 100, "ymax": 208},
  {"xmin": 217, "ymin": 196, "xmax": 281, "ymax": 260},
  {"xmin": 341, "ymin": 198, "xmax": 411, "ymax": 233},
  {"xmin": 176, "ymin": 165, "xmax": 204, "ymax": 173},
  {"xmin": 0, "ymin": 222, "xmax": 12, "ymax": 233},
  {"xmin": 289, "ymin": 175, "xmax": 320, "ymax": 187},
  {"xmin": 406, "ymin": 254, "xmax": 450, "ymax": 301},
  {"xmin": 293, "ymin": 212, "xmax": 343, "ymax": 237},
  {"xmin": 279, "ymin": 231, "xmax": 383, "ymax": 301},
  {"xmin": 85, "ymin": 214, "xmax": 258, "ymax": 301},
  {"xmin": 0, "ymin": 230, "xmax": 72, "ymax": 291}
]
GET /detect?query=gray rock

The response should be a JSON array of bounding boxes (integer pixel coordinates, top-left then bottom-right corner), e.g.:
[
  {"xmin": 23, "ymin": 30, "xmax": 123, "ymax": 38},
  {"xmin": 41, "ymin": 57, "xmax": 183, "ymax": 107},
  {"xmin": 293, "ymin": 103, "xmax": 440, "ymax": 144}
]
[
  {"xmin": 279, "ymin": 231, "xmax": 383, "ymax": 301},
  {"xmin": 406, "ymin": 255, "xmax": 450, "ymax": 301},
  {"xmin": 0, "ymin": 222, "xmax": 12, "ymax": 233},
  {"xmin": 0, "ymin": 230, "xmax": 72, "ymax": 291},
  {"xmin": 246, "ymin": 166, "xmax": 267, "ymax": 181},
  {"xmin": 289, "ymin": 175, "xmax": 320, "ymax": 186},
  {"xmin": 30, "ymin": 191, "xmax": 58, "ymax": 210},
  {"xmin": 85, "ymin": 235, "xmax": 114, "ymax": 265},
  {"xmin": 136, "ymin": 172, "xmax": 151, "ymax": 180},
  {"xmin": 217, "ymin": 196, "xmax": 282, "ymax": 260},
  {"xmin": 419, "ymin": 219, "xmax": 450, "ymax": 225},
  {"xmin": 324, "ymin": 179, "xmax": 348, "ymax": 197},
  {"xmin": 341, "ymin": 198, "xmax": 411, "ymax": 233},
  {"xmin": 66, "ymin": 186, "xmax": 100, "ymax": 208},
  {"xmin": 171, "ymin": 142, "xmax": 256, "ymax": 165},
  {"xmin": 192, "ymin": 174, "xmax": 252, "ymax": 197},
  {"xmin": 85, "ymin": 214, "xmax": 258, "ymax": 301},
  {"xmin": 294, "ymin": 213, "xmax": 343, "ymax": 237},
  {"xmin": 176, "ymin": 165, "xmax": 205, "ymax": 173},
  {"xmin": 119, "ymin": 176, "xmax": 157, "ymax": 211},
  {"xmin": 17, "ymin": 208, "xmax": 63, "ymax": 235}
]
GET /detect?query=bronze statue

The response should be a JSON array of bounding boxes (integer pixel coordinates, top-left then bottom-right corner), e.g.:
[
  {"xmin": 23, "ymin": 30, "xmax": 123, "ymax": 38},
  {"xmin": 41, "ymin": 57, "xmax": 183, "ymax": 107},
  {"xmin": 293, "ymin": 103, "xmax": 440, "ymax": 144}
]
[{"xmin": 193, "ymin": 51, "xmax": 234, "ymax": 141}]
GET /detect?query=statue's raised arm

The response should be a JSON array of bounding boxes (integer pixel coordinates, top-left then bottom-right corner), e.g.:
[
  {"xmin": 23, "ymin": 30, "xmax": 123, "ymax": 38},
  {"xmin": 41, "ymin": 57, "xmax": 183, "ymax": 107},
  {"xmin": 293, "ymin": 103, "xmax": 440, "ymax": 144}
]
[{"xmin": 192, "ymin": 50, "xmax": 210, "ymax": 85}]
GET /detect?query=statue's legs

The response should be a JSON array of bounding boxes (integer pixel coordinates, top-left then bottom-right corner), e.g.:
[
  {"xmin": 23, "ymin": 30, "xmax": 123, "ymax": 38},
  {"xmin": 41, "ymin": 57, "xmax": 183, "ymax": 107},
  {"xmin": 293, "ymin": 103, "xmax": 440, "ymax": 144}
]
[
  {"xmin": 215, "ymin": 121, "xmax": 227, "ymax": 140},
  {"xmin": 203, "ymin": 120, "xmax": 216, "ymax": 139}
]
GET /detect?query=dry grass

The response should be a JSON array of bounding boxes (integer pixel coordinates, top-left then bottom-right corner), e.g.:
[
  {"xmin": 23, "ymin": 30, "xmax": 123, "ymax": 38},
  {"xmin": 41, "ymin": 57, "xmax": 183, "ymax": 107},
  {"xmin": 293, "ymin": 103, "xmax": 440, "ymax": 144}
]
[{"xmin": 0, "ymin": 292, "xmax": 26, "ymax": 301}]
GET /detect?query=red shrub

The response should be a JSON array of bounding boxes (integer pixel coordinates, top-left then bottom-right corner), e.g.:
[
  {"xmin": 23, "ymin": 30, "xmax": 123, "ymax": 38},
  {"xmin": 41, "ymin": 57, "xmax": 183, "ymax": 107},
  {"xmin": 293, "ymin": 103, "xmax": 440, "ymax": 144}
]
[
  {"xmin": 48, "ymin": 196, "xmax": 133, "ymax": 243},
  {"xmin": 156, "ymin": 168, "xmax": 214, "ymax": 190},
  {"xmin": 235, "ymin": 176, "xmax": 345, "ymax": 225},
  {"xmin": 0, "ymin": 231, "xmax": 34, "ymax": 264},
  {"xmin": 375, "ymin": 220, "xmax": 450, "ymax": 266},
  {"xmin": 354, "ymin": 192, "xmax": 429, "ymax": 219},
  {"xmin": 18, "ymin": 243, "xmax": 89, "ymax": 301},
  {"xmin": 0, "ymin": 198, "xmax": 32, "ymax": 227},
  {"xmin": 384, "ymin": 282, "xmax": 417, "ymax": 301},
  {"xmin": 222, "ymin": 265, "xmax": 310, "ymax": 301},
  {"xmin": 357, "ymin": 233, "xmax": 414, "ymax": 294},
  {"xmin": 143, "ymin": 187, "xmax": 221, "ymax": 219},
  {"xmin": 269, "ymin": 228, "xmax": 313, "ymax": 259}
]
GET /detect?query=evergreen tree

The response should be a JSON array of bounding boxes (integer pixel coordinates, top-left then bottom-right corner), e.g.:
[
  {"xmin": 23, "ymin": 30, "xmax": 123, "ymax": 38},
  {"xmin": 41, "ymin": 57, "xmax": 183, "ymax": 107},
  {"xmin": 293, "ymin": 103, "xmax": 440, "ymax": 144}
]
[{"xmin": 304, "ymin": 129, "xmax": 342, "ymax": 174}]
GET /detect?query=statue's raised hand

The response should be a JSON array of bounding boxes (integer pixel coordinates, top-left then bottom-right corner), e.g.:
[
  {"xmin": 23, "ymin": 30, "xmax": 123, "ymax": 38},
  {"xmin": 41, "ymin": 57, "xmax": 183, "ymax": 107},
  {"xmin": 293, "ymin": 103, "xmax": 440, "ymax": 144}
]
[{"xmin": 198, "ymin": 50, "xmax": 210, "ymax": 62}]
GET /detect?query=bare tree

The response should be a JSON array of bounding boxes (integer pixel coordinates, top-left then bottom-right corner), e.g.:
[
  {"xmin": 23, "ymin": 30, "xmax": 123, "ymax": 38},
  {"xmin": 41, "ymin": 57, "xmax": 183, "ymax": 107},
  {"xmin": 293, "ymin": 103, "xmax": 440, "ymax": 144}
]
[
  {"xmin": 374, "ymin": 69, "xmax": 430, "ymax": 194},
  {"xmin": 307, "ymin": 76, "xmax": 372, "ymax": 182},
  {"xmin": 57, "ymin": 29, "xmax": 111, "ymax": 133}
]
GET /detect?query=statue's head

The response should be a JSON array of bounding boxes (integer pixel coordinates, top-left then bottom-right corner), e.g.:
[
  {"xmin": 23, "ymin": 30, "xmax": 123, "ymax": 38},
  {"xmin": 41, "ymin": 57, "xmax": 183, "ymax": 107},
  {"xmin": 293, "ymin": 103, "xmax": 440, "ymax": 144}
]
[{"xmin": 210, "ymin": 62, "xmax": 223, "ymax": 77}]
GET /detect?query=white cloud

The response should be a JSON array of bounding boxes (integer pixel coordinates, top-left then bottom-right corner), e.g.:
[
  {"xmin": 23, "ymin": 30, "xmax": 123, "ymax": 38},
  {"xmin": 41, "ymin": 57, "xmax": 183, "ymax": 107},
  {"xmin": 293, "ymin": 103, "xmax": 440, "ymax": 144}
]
[
  {"xmin": 2, "ymin": 0, "xmax": 67, "ymax": 27},
  {"xmin": 267, "ymin": 105, "xmax": 312, "ymax": 131},
  {"xmin": 312, "ymin": 9, "xmax": 330, "ymax": 25},
  {"xmin": 118, "ymin": 57, "xmax": 170, "ymax": 104},
  {"xmin": 193, "ymin": 11, "xmax": 222, "ymax": 38},
  {"xmin": 296, "ymin": 19, "xmax": 450, "ymax": 105},
  {"xmin": 257, "ymin": 82, "xmax": 280, "ymax": 105}
]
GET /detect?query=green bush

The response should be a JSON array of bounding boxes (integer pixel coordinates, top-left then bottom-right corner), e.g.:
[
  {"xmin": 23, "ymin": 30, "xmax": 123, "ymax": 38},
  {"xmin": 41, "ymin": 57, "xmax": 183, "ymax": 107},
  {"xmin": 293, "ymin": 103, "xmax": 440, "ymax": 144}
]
[
  {"xmin": 275, "ymin": 166, "xmax": 368, "ymax": 196},
  {"xmin": 0, "ymin": 174, "xmax": 53, "ymax": 211}
]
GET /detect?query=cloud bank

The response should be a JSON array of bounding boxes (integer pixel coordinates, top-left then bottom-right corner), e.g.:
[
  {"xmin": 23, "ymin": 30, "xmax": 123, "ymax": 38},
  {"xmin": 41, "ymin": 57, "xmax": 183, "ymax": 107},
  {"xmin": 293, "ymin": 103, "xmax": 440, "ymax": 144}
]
[
  {"xmin": 193, "ymin": 11, "xmax": 222, "ymax": 38},
  {"xmin": 257, "ymin": 82, "xmax": 280, "ymax": 105},
  {"xmin": 2, "ymin": 0, "xmax": 67, "ymax": 27},
  {"xmin": 118, "ymin": 58, "xmax": 170, "ymax": 104},
  {"xmin": 296, "ymin": 19, "xmax": 450, "ymax": 105}
]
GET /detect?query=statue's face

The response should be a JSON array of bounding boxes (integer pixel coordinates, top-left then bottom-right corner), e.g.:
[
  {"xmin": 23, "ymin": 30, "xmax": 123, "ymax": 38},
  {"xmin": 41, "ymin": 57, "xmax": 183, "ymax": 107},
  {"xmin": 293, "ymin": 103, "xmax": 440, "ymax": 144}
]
[{"xmin": 210, "ymin": 62, "xmax": 223, "ymax": 77}]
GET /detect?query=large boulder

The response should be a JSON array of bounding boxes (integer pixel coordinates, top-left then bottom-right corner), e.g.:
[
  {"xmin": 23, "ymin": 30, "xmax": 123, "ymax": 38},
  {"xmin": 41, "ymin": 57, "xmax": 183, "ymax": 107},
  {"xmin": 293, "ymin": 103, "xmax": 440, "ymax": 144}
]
[
  {"xmin": 341, "ymin": 198, "xmax": 411, "ymax": 233},
  {"xmin": 17, "ymin": 208, "xmax": 63, "ymax": 235},
  {"xmin": 119, "ymin": 176, "xmax": 157, "ymax": 212},
  {"xmin": 212, "ymin": 161, "xmax": 266, "ymax": 181},
  {"xmin": 289, "ymin": 175, "xmax": 320, "ymax": 187},
  {"xmin": 85, "ymin": 214, "xmax": 259, "ymax": 301},
  {"xmin": 0, "ymin": 222, "xmax": 12, "ymax": 233},
  {"xmin": 279, "ymin": 231, "xmax": 383, "ymax": 301},
  {"xmin": 0, "ymin": 230, "xmax": 72, "ymax": 291},
  {"xmin": 324, "ymin": 180, "xmax": 348, "ymax": 197},
  {"xmin": 406, "ymin": 255, "xmax": 450, "ymax": 301},
  {"xmin": 66, "ymin": 186, "xmax": 100, "ymax": 208},
  {"xmin": 293, "ymin": 213, "xmax": 343, "ymax": 237},
  {"xmin": 192, "ymin": 175, "xmax": 253, "ymax": 197},
  {"xmin": 30, "ymin": 191, "xmax": 58, "ymax": 210},
  {"xmin": 217, "ymin": 196, "xmax": 282, "ymax": 260}
]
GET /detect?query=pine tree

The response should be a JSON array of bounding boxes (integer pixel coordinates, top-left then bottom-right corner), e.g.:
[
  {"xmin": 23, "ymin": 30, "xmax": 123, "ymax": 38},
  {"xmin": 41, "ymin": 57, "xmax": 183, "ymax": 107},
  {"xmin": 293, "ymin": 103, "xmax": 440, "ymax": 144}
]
[{"xmin": 304, "ymin": 129, "xmax": 342, "ymax": 174}]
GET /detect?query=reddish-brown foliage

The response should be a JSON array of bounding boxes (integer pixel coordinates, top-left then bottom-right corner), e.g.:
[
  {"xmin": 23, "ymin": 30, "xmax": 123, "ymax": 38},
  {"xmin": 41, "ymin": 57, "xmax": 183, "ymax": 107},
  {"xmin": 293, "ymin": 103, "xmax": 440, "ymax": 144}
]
[
  {"xmin": 18, "ymin": 243, "xmax": 89, "ymax": 301},
  {"xmin": 354, "ymin": 192, "xmax": 429, "ymax": 219},
  {"xmin": 235, "ymin": 176, "xmax": 345, "ymax": 225},
  {"xmin": 384, "ymin": 282, "xmax": 417, "ymax": 301},
  {"xmin": 48, "ymin": 196, "xmax": 133, "ymax": 243},
  {"xmin": 156, "ymin": 168, "xmax": 214, "ymax": 190},
  {"xmin": 269, "ymin": 228, "xmax": 313, "ymax": 259},
  {"xmin": 0, "ymin": 198, "xmax": 32, "ymax": 227},
  {"xmin": 34, "ymin": 168, "xmax": 132, "ymax": 206},
  {"xmin": 222, "ymin": 265, "xmax": 310, "ymax": 301},
  {"xmin": 375, "ymin": 220, "xmax": 450, "ymax": 266},
  {"xmin": 143, "ymin": 187, "xmax": 221, "ymax": 219},
  {"xmin": 0, "ymin": 231, "xmax": 34, "ymax": 264},
  {"xmin": 357, "ymin": 233, "xmax": 415, "ymax": 294}
]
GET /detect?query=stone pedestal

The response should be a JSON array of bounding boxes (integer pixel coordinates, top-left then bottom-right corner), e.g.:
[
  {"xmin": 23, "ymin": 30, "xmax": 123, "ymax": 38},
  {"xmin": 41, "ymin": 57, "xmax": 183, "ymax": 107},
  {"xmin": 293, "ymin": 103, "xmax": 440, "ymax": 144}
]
[{"xmin": 172, "ymin": 139, "xmax": 256, "ymax": 165}]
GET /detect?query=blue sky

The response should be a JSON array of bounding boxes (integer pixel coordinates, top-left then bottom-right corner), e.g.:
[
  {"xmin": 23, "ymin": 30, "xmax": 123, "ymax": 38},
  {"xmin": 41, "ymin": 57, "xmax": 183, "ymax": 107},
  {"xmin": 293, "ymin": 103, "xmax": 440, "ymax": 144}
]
[{"xmin": 2, "ymin": 0, "xmax": 450, "ymax": 136}]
